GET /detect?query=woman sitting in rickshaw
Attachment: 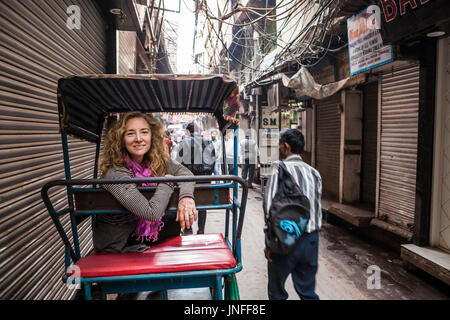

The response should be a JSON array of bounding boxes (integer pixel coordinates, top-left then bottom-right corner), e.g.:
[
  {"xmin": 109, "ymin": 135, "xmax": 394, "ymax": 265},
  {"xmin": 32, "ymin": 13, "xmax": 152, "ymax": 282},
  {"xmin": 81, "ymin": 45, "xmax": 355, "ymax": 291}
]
[{"xmin": 93, "ymin": 111, "xmax": 198, "ymax": 253}]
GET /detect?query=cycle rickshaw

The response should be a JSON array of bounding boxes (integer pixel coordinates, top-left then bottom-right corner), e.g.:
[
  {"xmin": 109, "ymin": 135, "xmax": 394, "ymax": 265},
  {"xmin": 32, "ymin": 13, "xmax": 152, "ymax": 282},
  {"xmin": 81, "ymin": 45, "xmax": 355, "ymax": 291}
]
[{"xmin": 41, "ymin": 74, "xmax": 248, "ymax": 300}]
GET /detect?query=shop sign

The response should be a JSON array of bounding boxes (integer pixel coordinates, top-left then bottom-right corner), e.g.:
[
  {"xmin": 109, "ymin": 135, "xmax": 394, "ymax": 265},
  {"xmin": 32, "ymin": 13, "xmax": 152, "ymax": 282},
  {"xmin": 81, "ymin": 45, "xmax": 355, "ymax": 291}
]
[
  {"xmin": 261, "ymin": 107, "xmax": 278, "ymax": 129},
  {"xmin": 377, "ymin": 0, "xmax": 447, "ymax": 44},
  {"xmin": 380, "ymin": 0, "xmax": 431, "ymax": 23},
  {"xmin": 347, "ymin": 5, "xmax": 393, "ymax": 75}
]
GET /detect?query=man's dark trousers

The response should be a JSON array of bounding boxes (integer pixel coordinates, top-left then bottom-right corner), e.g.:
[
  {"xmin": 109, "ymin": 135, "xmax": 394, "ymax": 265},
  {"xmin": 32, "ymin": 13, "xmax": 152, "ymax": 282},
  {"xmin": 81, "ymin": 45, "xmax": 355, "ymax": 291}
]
[
  {"xmin": 197, "ymin": 210, "xmax": 206, "ymax": 234},
  {"xmin": 241, "ymin": 158, "xmax": 255, "ymax": 187},
  {"xmin": 267, "ymin": 230, "xmax": 319, "ymax": 300}
]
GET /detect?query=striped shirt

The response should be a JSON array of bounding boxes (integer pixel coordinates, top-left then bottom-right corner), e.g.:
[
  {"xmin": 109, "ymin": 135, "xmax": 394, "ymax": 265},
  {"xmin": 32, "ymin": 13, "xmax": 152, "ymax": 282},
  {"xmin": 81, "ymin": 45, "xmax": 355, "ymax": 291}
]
[
  {"xmin": 263, "ymin": 154, "xmax": 322, "ymax": 233},
  {"xmin": 98, "ymin": 159, "xmax": 195, "ymax": 225},
  {"xmin": 93, "ymin": 159, "xmax": 195, "ymax": 252}
]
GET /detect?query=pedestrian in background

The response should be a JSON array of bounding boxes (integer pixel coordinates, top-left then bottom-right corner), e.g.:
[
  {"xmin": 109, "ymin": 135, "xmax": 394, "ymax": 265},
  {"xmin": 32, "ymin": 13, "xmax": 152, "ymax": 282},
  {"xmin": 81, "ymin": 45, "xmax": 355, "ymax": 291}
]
[
  {"xmin": 165, "ymin": 130, "xmax": 173, "ymax": 156},
  {"xmin": 176, "ymin": 122, "xmax": 216, "ymax": 234},
  {"xmin": 240, "ymin": 130, "xmax": 258, "ymax": 188},
  {"xmin": 211, "ymin": 130, "xmax": 223, "ymax": 182},
  {"xmin": 263, "ymin": 129, "xmax": 322, "ymax": 300},
  {"xmin": 224, "ymin": 131, "xmax": 236, "ymax": 175}
]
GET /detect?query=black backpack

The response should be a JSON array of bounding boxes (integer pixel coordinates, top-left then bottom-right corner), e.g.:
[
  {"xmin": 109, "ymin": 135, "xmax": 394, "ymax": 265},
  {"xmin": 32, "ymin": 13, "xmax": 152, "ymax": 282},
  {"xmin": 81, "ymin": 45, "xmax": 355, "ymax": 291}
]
[
  {"xmin": 264, "ymin": 161, "xmax": 310, "ymax": 255},
  {"xmin": 180, "ymin": 135, "xmax": 215, "ymax": 176}
]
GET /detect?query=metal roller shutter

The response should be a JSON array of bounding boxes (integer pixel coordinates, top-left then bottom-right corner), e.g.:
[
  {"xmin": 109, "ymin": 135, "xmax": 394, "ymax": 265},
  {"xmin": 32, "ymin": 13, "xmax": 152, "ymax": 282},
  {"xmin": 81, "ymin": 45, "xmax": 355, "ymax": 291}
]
[
  {"xmin": 361, "ymin": 82, "xmax": 378, "ymax": 209},
  {"xmin": 315, "ymin": 93, "xmax": 341, "ymax": 200},
  {"xmin": 378, "ymin": 63, "xmax": 419, "ymax": 229},
  {"xmin": 118, "ymin": 30, "xmax": 137, "ymax": 74},
  {"xmin": 0, "ymin": 0, "xmax": 106, "ymax": 299}
]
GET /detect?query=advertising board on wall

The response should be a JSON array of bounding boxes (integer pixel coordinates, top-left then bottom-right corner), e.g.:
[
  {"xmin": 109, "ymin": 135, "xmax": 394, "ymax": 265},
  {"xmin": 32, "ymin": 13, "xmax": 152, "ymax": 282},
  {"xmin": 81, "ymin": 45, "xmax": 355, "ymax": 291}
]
[
  {"xmin": 347, "ymin": 5, "xmax": 393, "ymax": 75},
  {"xmin": 261, "ymin": 107, "xmax": 278, "ymax": 129}
]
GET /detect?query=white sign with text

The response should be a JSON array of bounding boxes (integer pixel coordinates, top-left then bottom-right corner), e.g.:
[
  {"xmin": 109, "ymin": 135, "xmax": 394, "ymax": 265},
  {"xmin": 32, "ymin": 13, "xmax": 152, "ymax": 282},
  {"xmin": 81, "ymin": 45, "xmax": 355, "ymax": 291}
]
[{"xmin": 347, "ymin": 5, "xmax": 393, "ymax": 75}]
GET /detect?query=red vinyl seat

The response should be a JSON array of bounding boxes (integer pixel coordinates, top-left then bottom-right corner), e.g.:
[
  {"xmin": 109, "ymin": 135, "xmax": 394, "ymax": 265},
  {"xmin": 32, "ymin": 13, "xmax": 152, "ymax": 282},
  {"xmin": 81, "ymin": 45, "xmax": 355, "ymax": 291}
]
[{"xmin": 71, "ymin": 233, "xmax": 236, "ymax": 278}]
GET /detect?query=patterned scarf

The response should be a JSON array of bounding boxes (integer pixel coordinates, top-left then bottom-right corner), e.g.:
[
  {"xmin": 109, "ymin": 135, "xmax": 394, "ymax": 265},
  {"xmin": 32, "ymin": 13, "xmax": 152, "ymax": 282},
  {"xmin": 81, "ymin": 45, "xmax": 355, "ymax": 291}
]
[{"xmin": 124, "ymin": 154, "xmax": 164, "ymax": 243}]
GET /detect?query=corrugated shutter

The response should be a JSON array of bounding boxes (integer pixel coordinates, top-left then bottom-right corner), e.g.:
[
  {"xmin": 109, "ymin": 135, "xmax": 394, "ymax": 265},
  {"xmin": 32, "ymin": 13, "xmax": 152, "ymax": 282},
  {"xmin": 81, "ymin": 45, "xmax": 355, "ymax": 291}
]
[
  {"xmin": 378, "ymin": 63, "xmax": 419, "ymax": 229},
  {"xmin": 315, "ymin": 93, "xmax": 341, "ymax": 200},
  {"xmin": 118, "ymin": 30, "xmax": 137, "ymax": 74},
  {"xmin": 0, "ymin": 0, "xmax": 106, "ymax": 299},
  {"xmin": 361, "ymin": 82, "xmax": 378, "ymax": 208}
]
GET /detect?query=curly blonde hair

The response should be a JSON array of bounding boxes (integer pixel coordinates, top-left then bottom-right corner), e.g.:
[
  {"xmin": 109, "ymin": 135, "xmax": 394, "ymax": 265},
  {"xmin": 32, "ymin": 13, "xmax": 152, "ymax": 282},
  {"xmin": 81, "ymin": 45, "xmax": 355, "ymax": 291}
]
[{"xmin": 99, "ymin": 111, "xmax": 169, "ymax": 177}]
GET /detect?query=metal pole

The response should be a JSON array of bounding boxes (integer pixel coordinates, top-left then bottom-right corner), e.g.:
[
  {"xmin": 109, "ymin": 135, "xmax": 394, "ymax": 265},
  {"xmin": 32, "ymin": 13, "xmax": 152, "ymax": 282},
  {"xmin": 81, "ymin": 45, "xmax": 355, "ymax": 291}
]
[
  {"xmin": 61, "ymin": 130, "xmax": 81, "ymax": 259},
  {"xmin": 232, "ymin": 125, "xmax": 239, "ymax": 247}
]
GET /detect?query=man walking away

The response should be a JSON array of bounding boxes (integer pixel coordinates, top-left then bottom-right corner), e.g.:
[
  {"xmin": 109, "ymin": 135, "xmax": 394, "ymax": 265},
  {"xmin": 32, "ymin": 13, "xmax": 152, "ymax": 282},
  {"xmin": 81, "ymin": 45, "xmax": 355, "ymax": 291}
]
[
  {"xmin": 165, "ymin": 130, "xmax": 173, "ymax": 156},
  {"xmin": 176, "ymin": 122, "xmax": 216, "ymax": 234},
  {"xmin": 240, "ymin": 130, "xmax": 258, "ymax": 188},
  {"xmin": 263, "ymin": 129, "xmax": 322, "ymax": 300},
  {"xmin": 211, "ymin": 131, "xmax": 223, "ymax": 182},
  {"xmin": 225, "ymin": 131, "xmax": 236, "ymax": 175}
]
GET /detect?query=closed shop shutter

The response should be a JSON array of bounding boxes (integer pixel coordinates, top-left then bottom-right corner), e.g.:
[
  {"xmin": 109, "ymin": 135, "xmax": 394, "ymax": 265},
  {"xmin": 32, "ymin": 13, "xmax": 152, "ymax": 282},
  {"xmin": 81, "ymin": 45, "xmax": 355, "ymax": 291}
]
[
  {"xmin": 378, "ymin": 63, "xmax": 419, "ymax": 229},
  {"xmin": 118, "ymin": 30, "xmax": 137, "ymax": 74},
  {"xmin": 0, "ymin": 0, "xmax": 106, "ymax": 299},
  {"xmin": 315, "ymin": 93, "xmax": 341, "ymax": 200},
  {"xmin": 361, "ymin": 82, "xmax": 378, "ymax": 209}
]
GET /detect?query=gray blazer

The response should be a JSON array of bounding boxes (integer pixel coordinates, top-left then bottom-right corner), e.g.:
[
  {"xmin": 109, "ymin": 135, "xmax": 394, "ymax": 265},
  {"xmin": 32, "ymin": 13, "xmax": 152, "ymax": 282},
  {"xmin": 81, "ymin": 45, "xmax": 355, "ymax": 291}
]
[{"xmin": 93, "ymin": 158, "xmax": 195, "ymax": 252}]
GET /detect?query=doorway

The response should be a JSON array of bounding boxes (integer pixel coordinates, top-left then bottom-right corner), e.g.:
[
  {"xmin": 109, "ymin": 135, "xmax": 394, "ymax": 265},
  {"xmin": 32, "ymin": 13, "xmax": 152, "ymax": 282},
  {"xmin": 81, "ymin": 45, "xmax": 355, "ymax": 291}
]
[{"xmin": 360, "ymin": 82, "xmax": 378, "ymax": 210}]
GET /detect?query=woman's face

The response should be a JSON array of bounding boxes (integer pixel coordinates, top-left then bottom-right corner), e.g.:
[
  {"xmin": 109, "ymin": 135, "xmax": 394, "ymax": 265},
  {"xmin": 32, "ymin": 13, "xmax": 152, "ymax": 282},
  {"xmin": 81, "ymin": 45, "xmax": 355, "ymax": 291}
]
[{"xmin": 124, "ymin": 117, "xmax": 151, "ymax": 163}]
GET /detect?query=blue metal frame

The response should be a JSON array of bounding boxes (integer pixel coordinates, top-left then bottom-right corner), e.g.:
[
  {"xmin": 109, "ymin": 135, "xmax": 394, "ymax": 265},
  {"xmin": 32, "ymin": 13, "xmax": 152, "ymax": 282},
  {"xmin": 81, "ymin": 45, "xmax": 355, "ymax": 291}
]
[
  {"xmin": 63, "ymin": 265, "xmax": 243, "ymax": 300},
  {"xmin": 42, "ymin": 125, "xmax": 247, "ymax": 300}
]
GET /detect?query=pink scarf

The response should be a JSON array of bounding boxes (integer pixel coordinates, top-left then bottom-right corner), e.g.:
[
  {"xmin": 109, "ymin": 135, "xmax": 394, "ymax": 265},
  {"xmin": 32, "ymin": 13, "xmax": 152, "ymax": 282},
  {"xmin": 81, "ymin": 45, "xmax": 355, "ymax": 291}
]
[{"xmin": 124, "ymin": 154, "xmax": 164, "ymax": 243}]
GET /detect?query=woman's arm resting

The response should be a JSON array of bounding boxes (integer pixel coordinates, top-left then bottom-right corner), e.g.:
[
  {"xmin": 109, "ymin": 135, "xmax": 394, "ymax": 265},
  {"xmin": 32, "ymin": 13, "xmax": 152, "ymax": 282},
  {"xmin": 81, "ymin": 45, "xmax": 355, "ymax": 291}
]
[{"xmin": 103, "ymin": 167, "xmax": 174, "ymax": 221}]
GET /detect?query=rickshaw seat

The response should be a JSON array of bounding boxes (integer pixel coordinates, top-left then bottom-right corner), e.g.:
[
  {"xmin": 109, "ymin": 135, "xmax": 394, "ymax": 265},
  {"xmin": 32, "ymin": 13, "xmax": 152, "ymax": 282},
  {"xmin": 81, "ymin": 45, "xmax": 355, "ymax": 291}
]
[{"xmin": 70, "ymin": 233, "xmax": 236, "ymax": 278}]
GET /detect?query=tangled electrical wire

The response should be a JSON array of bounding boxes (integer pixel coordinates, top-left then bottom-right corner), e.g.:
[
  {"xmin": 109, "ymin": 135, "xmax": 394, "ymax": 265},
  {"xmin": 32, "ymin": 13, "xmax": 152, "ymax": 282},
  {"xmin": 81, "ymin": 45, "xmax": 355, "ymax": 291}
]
[{"xmin": 191, "ymin": 0, "xmax": 348, "ymax": 82}]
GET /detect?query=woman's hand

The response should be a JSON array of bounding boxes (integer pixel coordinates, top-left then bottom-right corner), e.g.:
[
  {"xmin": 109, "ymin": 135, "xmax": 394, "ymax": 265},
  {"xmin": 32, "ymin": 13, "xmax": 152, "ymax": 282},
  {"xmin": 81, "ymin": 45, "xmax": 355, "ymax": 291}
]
[{"xmin": 176, "ymin": 197, "xmax": 197, "ymax": 230}]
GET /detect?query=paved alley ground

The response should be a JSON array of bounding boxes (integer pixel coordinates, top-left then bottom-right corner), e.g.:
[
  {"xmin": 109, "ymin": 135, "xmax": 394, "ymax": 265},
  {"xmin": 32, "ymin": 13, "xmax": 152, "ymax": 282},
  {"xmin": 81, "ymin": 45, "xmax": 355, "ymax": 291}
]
[
  {"xmin": 197, "ymin": 187, "xmax": 449, "ymax": 300},
  {"xmin": 129, "ymin": 186, "xmax": 448, "ymax": 301}
]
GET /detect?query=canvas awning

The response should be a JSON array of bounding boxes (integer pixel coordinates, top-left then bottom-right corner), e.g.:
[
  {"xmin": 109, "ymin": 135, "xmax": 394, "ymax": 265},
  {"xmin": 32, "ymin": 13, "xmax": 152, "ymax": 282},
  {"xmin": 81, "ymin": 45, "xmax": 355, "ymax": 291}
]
[{"xmin": 276, "ymin": 67, "xmax": 349, "ymax": 100}]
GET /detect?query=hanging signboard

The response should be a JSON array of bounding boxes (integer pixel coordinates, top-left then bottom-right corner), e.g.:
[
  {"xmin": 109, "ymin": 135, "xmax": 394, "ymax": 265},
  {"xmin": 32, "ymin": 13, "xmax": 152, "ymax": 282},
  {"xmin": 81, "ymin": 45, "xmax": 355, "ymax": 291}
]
[{"xmin": 347, "ymin": 5, "xmax": 393, "ymax": 75}]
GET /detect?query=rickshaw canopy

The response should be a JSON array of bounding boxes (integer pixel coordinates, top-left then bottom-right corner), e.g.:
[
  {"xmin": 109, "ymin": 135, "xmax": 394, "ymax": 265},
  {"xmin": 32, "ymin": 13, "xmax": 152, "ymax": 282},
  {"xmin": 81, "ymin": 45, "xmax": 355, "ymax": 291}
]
[{"xmin": 57, "ymin": 74, "xmax": 240, "ymax": 142}]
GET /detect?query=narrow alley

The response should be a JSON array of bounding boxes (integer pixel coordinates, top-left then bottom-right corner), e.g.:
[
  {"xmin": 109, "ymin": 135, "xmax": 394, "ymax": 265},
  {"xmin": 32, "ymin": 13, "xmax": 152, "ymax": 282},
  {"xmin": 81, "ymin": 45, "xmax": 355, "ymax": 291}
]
[{"xmin": 1, "ymin": 0, "xmax": 450, "ymax": 301}]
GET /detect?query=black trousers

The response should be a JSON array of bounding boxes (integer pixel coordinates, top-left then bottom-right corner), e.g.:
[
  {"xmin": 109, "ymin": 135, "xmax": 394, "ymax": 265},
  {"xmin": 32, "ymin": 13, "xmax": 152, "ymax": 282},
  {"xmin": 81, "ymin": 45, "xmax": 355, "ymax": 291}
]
[
  {"xmin": 241, "ymin": 159, "xmax": 255, "ymax": 187},
  {"xmin": 197, "ymin": 210, "xmax": 206, "ymax": 234},
  {"xmin": 267, "ymin": 231, "xmax": 319, "ymax": 300}
]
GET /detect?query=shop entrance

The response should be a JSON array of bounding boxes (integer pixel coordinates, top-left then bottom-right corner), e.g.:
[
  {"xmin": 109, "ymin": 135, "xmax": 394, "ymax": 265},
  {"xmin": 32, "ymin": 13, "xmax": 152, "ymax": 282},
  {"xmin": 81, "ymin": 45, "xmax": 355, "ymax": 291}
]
[{"xmin": 360, "ymin": 81, "xmax": 378, "ymax": 211}]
